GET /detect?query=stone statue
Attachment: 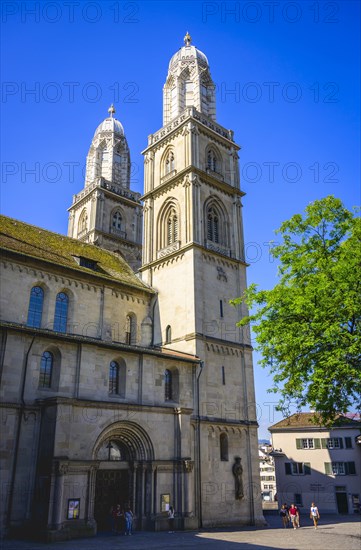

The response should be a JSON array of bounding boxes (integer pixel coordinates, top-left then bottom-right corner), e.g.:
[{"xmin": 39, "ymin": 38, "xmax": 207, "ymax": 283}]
[{"xmin": 232, "ymin": 457, "xmax": 244, "ymax": 500}]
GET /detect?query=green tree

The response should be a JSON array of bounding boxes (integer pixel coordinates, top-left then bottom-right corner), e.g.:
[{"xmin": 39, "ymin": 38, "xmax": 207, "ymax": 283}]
[{"xmin": 232, "ymin": 196, "xmax": 361, "ymax": 425}]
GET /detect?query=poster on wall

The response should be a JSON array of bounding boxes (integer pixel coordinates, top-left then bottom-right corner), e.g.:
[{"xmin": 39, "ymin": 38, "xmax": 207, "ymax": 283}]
[
  {"xmin": 161, "ymin": 493, "xmax": 170, "ymax": 512},
  {"xmin": 67, "ymin": 499, "xmax": 80, "ymax": 520}
]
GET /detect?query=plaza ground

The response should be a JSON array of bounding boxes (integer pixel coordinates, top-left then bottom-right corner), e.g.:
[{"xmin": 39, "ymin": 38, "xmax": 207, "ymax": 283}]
[{"xmin": 2, "ymin": 512, "xmax": 360, "ymax": 550}]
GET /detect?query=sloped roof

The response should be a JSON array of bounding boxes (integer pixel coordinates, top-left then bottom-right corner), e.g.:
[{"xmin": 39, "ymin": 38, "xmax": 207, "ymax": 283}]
[
  {"xmin": 0, "ymin": 215, "xmax": 152, "ymax": 293},
  {"xmin": 269, "ymin": 412, "xmax": 361, "ymax": 431}
]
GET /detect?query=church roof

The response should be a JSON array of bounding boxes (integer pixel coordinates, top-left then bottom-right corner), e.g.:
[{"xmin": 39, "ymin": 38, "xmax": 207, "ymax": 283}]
[
  {"xmin": 168, "ymin": 32, "xmax": 209, "ymax": 71},
  {"xmin": 269, "ymin": 412, "xmax": 361, "ymax": 431},
  {"xmin": 94, "ymin": 104, "xmax": 125, "ymax": 137},
  {"xmin": 0, "ymin": 216, "xmax": 152, "ymax": 293}
]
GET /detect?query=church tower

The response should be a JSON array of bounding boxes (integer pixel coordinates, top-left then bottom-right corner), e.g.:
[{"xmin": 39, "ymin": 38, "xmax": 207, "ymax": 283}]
[
  {"xmin": 140, "ymin": 34, "xmax": 263, "ymax": 526},
  {"xmin": 68, "ymin": 105, "xmax": 142, "ymax": 270}
]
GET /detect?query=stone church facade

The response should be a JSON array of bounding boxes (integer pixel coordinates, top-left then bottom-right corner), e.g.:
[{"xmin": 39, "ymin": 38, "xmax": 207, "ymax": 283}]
[{"xmin": 0, "ymin": 34, "xmax": 263, "ymax": 541}]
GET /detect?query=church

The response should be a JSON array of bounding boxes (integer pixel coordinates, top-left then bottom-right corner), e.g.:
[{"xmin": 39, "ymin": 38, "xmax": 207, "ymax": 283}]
[{"xmin": 0, "ymin": 34, "xmax": 264, "ymax": 541}]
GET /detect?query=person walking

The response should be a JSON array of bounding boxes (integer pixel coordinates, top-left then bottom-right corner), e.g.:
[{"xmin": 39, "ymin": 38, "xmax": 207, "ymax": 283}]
[
  {"xmin": 168, "ymin": 505, "xmax": 175, "ymax": 533},
  {"xmin": 310, "ymin": 502, "xmax": 320, "ymax": 529},
  {"xmin": 279, "ymin": 504, "xmax": 289, "ymax": 528},
  {"xmin": 113, "ymin": 504, "xmax": 123, "ymax": 535},
  {"xmin": 124, "ymin": 506, "xmax": 134, "ymax": 536},
  {"xmin": 289, "ymin": 503, "xmax": 300, "ymax": 529}
]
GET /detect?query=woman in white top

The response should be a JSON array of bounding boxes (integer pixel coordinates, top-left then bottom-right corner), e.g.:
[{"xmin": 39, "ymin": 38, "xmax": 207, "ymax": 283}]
[{"xmin": 310, "ymin": 502, "xmax": 320, "ymax": 529}]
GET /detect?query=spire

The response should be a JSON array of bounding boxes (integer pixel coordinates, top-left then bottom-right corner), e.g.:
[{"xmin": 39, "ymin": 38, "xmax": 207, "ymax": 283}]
[
  {"xmin": 184, "ymin": 31, "xmax": 192, "ymax": 46},
  {"xmin": 108, "ymin": 104, "xmax": 116, "ymax": 118}
]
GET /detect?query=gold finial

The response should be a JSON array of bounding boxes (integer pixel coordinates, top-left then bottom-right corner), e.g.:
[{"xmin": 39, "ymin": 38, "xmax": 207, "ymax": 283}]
[
  {"xmin": 108, "ymin": 104, "xmax": 116, "ymax": 118},
  {"xmin": 184, "ymin": 32, "xmax": 192, "ymax": 46}
]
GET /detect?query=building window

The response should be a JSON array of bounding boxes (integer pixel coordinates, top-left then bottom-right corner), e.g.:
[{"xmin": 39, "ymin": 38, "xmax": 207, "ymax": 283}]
[
  {"xmin": 285, "ymin": 462, "xmax": 311, "ymax": 475},
  {"xmin": 345, "ymin": 437, "xmax": 353, "ymax": 449},
  {"xmin": 165, "ymin": 150, "xmax": 175, "ymax": 175},
  {"xmin": 220, "ymin": 299, "xmax": 223, "ymax": 318},
  {"xmin": 109, "ymin": 361, "xmax": 119, "ymax": 394},
  {"xmin": 325, "ymin": 437, "xmax": 343, "ymax": 449},
  {"xmin": 167, "ymin": 209, "xmax": 178, "ymax": 245},
  {"xmin": 27, "ymin": 286, "xmax": 44, "ymax": 328},
  {"xmin": 220, "ymin": 433, "xmax": 229, "ymax": 461},
  {"xmin": 221, "ymin": 366, "xmax": 225, "ymax": 385},
  {"xmin": 296, "ymin": 438, "xmax": 320, "ymax": 449},
  {"xmin": 165, "ymin": 325, "xmax": 172, "ymax": 344},
  {"xmin": 164, "ymin": 369, "xmax": 172, "ymax": 401},
  {"xmin": 294, "ymin": 493, "xmax": 303, "ymax": 506},
  {"xmin": 112, "ymin": 211, "xmax": 122, "ymax": 231},
  {"xmin": 207, "ymin": 149, "xmax": 217, "ymax": 172},
  {"xmin": 325, "ymin": 462, "xmax": 356, "ymax": 475},
  {"xmin": 207, "ymin": 207, "xmax": 219, "ymax": 243},
  {"xmin": 125, "ymin": 314, "xmax": 136, "ymax": 345},
  {"xmin": 39, "ymin": 351, "xmax": 53, "ymax": 388},
  {"xmin": 78, "ymin": 209, "xmax": 88, "ymax": 235},
  {"xmin": 53, "ymin": 292, "xmax": 69, "ymax": 333}
]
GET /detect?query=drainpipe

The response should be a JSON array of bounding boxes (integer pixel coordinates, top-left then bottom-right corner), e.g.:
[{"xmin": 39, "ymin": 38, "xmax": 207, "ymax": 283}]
[
  {"xmin": 196, "ymin": 360, "xmax": 204, "ymax": 527},
  {"xmin": 7, "ymin": 335, "xmax": 36, "ymax": 529}
]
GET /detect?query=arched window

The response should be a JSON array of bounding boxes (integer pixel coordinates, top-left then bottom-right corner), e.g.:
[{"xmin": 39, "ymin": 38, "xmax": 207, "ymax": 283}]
[
  {"xmin": 165, "ymin": 325, "xmax": 172, "ymax": 344},
  {"xmin": 165, "ymin": 150, "xmax": 175, "ymax": 175},
  {"xmin": 125, "ymin": 314, "xmax": 137, "ymax": 345},
  {"xmin": 53, "ymin": 292, "xmax": 69, "ymax": 333},
  {"xmin": 101, "ymin": 147, "xmax": 109, "ymax": 178},
  {"xmin": 112, "ymin": 211, "xmax": 122, "ymax": 232},
  {"xmin": 164, "ymin": 369, "xmax": 172, "ymax": 401},
  {"xmin": 207, "ymin": 207, "xmax": 219, "ymax": 243},
  {"xmin": 220, "ymin": 433, "xmax": 229, "ymax": 461},
  {"xmin": 109, "ymin": 361, "xmax": 119, "ymax": 394},
  {"xmin": 39, "ymin": 351, "xmax": 53, "ymax": 389},
  {"xmin": 207, "ymin": 149, "xmax": 217, "ymax": 172},
  {"xmin": 27, "ymin": 286, "xmax": 44, "ymax": 328},
  {"xmin": 167, "ymin": 209, "xmax": 178, "ymax": 245},
  {"xmin": 78, "ymin": 209, "xmax": 88, "ymax": 235}
]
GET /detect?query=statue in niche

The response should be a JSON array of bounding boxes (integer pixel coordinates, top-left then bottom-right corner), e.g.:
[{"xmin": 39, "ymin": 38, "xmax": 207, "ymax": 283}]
[{"xmin": 232, "ymin": 456, "xmax": 244, "ymax": 500}]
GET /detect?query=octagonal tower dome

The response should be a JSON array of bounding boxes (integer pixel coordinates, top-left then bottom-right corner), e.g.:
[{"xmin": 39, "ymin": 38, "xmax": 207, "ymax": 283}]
[
  {"xmin": 85, "ymin": 105, "xmax": 130, "ymax": 189},
  {"xmin": 163, "ymin": 33, "xmax": 216, "ymax": 125}
]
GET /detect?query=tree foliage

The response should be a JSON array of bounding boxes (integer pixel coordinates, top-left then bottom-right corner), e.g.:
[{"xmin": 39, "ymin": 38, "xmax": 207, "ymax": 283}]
[{"xmin": 232, "ymin": 196, "xmax": 361, "ymax": 425}]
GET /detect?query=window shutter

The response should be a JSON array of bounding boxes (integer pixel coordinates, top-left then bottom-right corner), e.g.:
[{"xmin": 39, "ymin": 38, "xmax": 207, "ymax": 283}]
[
  {"xmin": 347, "ymin": 462, "xmax": 356, "ymax": 475},
  {"xmin": 321, "ymin": 438, "xmax": 328, "ymax": 448},
  {"xmin": 304, "ymin": 462, "xmax": 311, "ymax": 475},
  {"xmin": 296, "ymin": 439, "xmax": 302, "ymax": 449},
  {"xmin": 314, "ymin": 438, "xmax": 321, "ymax": 449},
  {"xmin": 285, "ymin": 463, "xmax": 292, "ymax": 475},
  {"xmin": 345, "ymin": 437, "xmax": 352, "ymax": 449},
  {"xmin": 324, "ymin": 462, "xmax": 332, "ymax": 475},
  {"xmin": 339, "ymin": 438, "xmax": 343, "ymax": 449}
]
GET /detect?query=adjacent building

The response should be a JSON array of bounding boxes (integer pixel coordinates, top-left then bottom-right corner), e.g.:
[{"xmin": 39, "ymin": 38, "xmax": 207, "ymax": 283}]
[
  {"xmin": 269, "ymin": 413, "xmax": 361, "ymax": 515},
  {"xmin": 0, "ymin": 34, "xmax": 264, "ymax": 541}
]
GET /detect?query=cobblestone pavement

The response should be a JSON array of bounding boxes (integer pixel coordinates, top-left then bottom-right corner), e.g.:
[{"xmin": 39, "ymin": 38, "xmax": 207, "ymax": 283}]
[{"xmin": 2, "ymin": 513, "xmax": 360, "ymax": 550}]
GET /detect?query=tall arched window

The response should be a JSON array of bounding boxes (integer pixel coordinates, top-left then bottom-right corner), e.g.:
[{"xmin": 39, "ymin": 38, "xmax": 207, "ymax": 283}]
[
  {"xmin": 207, "ymin": 207, "xmax": 219, "ymax": 243},
  {"xmin": 125, "ymin": 314, "xmax": 136, "ymax": 345},
  {"xmin": 39, "ymin": 351, "xmax": 53, "ymax": 389},
  {"xmin": 109, "ymin": 361, "xmax": 119, "ymax": 394},
  {"xmin": 167, "ymin": 209, "xmax": 178, "ymax": 245},
  {"xmin": 101, "ymin": 147, "xmax": 109, "ymax": 178},
  {"xmin": 165, "ymin": 325, "xmax": 172, "ymax": 344},
  {"xmin": 78, "ymin": 209, "xmax": 88, "ymax": 235},
  {"xmin": 53, "ymin": 292, "xmax": 69, "ymax": 333},
  {"xmin": 112, "ymin": 211, "xmax": 122, "ymax": 232},
  {"xmin": 207, "ymin": 150, "xmax": 217, "ymax": 172},
  {"xmin": 165, "ymin": 151, "xmax": 175, "ymax": 175},
  {"xmin": 220, "ymin": 433, "xmax": 229, "ymax": 461},
  {"xmin": 164, "ymin": 369, "xmax": 172, "ymax": 401},
  {"xmin": 27, "ymin": 286, "xmax": 44, "ymax": 328}
]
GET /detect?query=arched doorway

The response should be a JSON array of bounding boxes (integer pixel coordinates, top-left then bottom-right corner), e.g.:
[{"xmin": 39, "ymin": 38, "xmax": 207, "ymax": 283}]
[{"xmin": 92, "ymin": 421, "xmax": 154, "ymax": 532}]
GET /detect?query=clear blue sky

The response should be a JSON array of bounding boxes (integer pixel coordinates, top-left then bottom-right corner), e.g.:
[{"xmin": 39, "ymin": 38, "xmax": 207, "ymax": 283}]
[{"xmin": 1, "ymin": 0, "xmax": 360, "ymax": 439}]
